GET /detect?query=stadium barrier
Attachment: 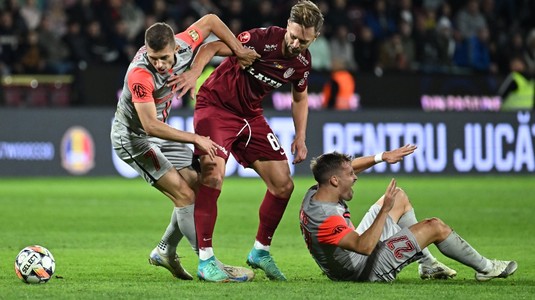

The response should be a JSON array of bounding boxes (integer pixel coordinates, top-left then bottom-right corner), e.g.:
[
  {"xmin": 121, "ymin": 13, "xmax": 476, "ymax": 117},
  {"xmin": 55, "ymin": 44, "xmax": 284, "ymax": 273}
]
[{"xmin": 1, "ymin": 108, "xmax": 533, "ymax": 177}]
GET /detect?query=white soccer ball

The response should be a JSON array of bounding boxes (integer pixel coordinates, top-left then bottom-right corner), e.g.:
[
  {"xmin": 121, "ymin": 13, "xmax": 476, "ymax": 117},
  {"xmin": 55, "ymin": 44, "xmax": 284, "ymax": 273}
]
[{"xmin": 14, "ymin": 245, "xmax": 56, "ymax": 284}]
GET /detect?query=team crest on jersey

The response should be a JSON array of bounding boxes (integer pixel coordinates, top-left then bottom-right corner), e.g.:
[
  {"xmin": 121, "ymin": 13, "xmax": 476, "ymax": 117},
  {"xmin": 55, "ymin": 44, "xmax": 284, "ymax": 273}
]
[
  {"xmin": 237, "ymin": 31, "xmax": 251, "ymax": 43},
  {"xmin": 132, "ymin": 83, "xmax": 150, "ymax": 99},
  {"xmin": 283, "ymin": 68, "xmax": 295, "ymax": 78},
  {"xmin": 264, "ymin": 44, "xmax": 277, "ymax": 52},
  {"xmin": 188, "ymin": 29, "xmax": 200, "ymax": 42}
]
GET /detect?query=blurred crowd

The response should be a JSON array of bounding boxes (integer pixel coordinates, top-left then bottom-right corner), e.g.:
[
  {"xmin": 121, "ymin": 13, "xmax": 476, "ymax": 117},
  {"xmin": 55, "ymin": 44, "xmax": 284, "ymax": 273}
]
[{"xmin": 0, "ymin": 0, "xmax": 534, "ymax": 77}]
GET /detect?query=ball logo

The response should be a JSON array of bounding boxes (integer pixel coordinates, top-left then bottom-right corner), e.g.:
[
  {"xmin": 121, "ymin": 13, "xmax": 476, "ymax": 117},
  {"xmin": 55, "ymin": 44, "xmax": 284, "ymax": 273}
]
[
  {"xmin": 237, "ymin": 31, "xmax": 251, "ymax": 43},
  {"xmin": 61, "ymin": 126, "xmax": 95, "ymax": 175}
]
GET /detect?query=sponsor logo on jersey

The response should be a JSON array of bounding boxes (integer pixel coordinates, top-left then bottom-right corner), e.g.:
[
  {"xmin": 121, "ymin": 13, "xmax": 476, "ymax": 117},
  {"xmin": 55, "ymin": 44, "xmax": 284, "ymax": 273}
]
[
  {"xmin": 272, "ymin": 62, "xmax": 284, "ymax": 69},
  {"xmin": 246, "ymin": 67, "xmax": 283, "ymax": 88},
  {"xmin": 297, "ymin": 54, "xmax": 309, "ymax": 66},
  {"xmin": 264, "ymin": 44, "xmax": 277, "ymax": 52},
  {"xmin": 237, "ymin": 31, "xmax": 251, "ymax": 43},
  {"xmin": 188, "ymin": 29, "xmax": 200, "ymax": 42},
  {"xmin": 61, "ymin": 126, "xmax": 95, "ymax": 175},
  {"xmin": 283, "ymin": 68, "xmax": 295, "ymax": 79}
]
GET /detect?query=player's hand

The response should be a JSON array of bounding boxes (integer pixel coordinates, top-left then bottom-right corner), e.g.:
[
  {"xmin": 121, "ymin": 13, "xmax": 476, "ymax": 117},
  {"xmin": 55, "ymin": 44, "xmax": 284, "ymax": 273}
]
[
  {"xmin": 167, "ymin": 68, "xmax": 202, "ymax": 98},
  {"xmin": 383, "ymin": 144, "xmax": 417, "ymax": 164},
  {"xmin": 291, "ymin": 138, "xmax": 307, "ymax": 164},
  {"xmin": 235, "ymin": 47, "xmax": 260, "ymax": 69},
  {"xmin": 194, "ymin": 134, "xmax": 220, "ymax": 160},
  {"xmin": 381, "ymin": 178, "xmax": 398, "ymax": 213}
]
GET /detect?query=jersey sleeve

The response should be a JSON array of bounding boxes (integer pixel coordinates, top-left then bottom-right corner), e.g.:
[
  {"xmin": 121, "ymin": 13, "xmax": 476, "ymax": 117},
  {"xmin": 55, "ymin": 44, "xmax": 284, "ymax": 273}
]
[
  {"xmin": 176, "ymin": 25, "xmax": 204, "ymax": 51},
  {"xmin": 317, "ymin": 215, "xmax": 354, "ymax": 245},
  {"xmin": 128, "ymin": 67, "xmax": 155, "ymax": 103},
  {"xmin": 292, "ymin": 55, "xmax": 311, "ymax": 93}
]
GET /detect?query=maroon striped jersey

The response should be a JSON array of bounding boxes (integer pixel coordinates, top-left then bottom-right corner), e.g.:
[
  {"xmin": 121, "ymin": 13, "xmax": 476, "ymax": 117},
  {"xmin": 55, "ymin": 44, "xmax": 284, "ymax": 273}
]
[{"xmin": 196, "ymin": 26, "xmax": 312, "ymax": 118}]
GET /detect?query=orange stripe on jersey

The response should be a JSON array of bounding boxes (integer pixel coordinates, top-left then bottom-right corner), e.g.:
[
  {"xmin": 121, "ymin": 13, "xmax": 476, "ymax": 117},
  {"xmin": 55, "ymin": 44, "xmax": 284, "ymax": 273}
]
[
  {"xmin": 128, "ymin": 68, "xmax": 155, "ymax": 103},
  {"xmin": 317, "ymin": 215, "xmax": 354, "ymax": 245},
  {"xmin": 176, "ymin": 25, "xmax": 204, "ymax": 50}
]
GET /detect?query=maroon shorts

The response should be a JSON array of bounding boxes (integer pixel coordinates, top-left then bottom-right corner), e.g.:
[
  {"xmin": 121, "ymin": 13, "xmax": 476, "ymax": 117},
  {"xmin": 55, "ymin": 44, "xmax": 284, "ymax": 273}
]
[{"xmin": 193, "ymin": 106, "xmax": 287, "ymax": 167}]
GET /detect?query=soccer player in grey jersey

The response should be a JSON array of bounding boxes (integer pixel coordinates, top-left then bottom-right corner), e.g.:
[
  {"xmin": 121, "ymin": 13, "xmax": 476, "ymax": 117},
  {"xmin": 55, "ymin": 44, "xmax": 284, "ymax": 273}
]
[
  {"xmin": 300, "ymin": 146, "xmax": 517, "ymax": 282},
  {"xmin": 111, "ymin": 15, "xmax": 259, "ymax": 281}
]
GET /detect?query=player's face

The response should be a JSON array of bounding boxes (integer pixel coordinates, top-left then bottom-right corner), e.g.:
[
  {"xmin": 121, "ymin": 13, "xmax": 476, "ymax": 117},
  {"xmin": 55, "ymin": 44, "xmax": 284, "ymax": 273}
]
[
  {"xmin": 283, "ymin": 21, "xmax": 317, "ymax": 57},
  {"xmin": 337, "ymin": 162, "xmax": 357, "ymax": 201},
  {"xmin": 146, "ymin": 43, "xmax": 178, "ymax": 74}
]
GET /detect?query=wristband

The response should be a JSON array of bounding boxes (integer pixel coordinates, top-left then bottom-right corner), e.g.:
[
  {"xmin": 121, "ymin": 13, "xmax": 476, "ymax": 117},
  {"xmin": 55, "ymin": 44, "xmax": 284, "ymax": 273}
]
[{"xmin": 374, "ymin": 152, "xmax": 384, "ymax": 163}]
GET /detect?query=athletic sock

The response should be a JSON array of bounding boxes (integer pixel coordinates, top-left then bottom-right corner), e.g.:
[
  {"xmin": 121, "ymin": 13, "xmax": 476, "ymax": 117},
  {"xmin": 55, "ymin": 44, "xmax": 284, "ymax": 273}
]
[
  {"xmin": 436, "ymin": 231, "xmax": 491, "ymax": 272},
  {"xmin": 175, "ymin": 205, "xmax": 197, "ymax": 254},
  {"xmin": 159, "ymin": 209, "xmax": 183, "ymax": 256},
  {"xmin": 199, "ymin": 247, "xmax": 215, "ymax": 261},
  {"xmin": 398, "ymin": 208, "xmax": 436, "ymax": 265},
  {"xmin": 254, "ymin": 240, "xmax": 270, "ymax": 252},
  {"xmin": 194, "ymin": 184, "xmax": 220, "ymax": 249},
  {"xmin": 256, "ymin": 190, "xmax": 289, "ymax": 246}
]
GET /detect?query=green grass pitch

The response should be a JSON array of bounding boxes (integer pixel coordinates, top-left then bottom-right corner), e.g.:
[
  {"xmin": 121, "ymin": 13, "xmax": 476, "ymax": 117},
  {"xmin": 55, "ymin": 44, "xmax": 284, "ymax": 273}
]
[{"xmin": 1, "ymin": 176, "xmax": 534, "ymax": 299}]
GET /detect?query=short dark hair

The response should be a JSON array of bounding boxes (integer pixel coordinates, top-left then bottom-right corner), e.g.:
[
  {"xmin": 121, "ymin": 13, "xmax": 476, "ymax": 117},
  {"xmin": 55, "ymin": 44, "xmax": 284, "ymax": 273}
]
[
  {"xmin": 145, "ymin": 22, "xmax": 175, "ymax": 51},
  {"xmin": 310, "ymin": 152, "xmax": 351, "ymax": 185},
  {"xmin": 289, "ymin": 0, "xmax": 324, "ymax": 34}
]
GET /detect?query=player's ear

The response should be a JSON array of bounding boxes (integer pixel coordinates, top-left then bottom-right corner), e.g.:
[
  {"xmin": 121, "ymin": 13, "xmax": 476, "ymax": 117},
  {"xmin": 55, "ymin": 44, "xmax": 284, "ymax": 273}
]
[
  {"xmin": 330, "ymin": 175, "xmax": 339, "ymax": 187},
  {"xmin": 174, "ymin": 45, "xmax": 180, "ymax": 53}
]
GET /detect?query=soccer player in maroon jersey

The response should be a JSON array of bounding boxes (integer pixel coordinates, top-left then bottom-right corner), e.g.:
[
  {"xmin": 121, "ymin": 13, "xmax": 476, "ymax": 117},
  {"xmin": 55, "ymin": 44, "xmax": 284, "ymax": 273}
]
[
  {"xmin": 111, "ymin": 15, "xmax": 259, "ymax": 282},
  {"xmin": 168, "ymin": 0, "xmax": 324, "ymax": 282},
  {"xmin": 300, "ymin": 147, "xmax": 517, "ymax": 282}
]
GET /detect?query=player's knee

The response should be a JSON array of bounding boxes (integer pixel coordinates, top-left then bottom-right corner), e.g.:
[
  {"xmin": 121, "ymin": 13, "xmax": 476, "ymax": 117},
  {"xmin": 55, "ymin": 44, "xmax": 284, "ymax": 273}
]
[
  {"xmin": 271, "ymin": 179, "xmax": 294, "ymax": 199},
  {"xmin": 201, "ymin": 173, "xmax": 224, "ymax": 189},
  {"xmin": 169, "ymin": 187, "xmax": 195, "ymax": 206},
  {"xmin": 394, "ymin": 187, "xmax": 409, "ymax": 204},
  {"xmin": 423, "ymin": 217, "xmax": 451, "ymax": 239}
]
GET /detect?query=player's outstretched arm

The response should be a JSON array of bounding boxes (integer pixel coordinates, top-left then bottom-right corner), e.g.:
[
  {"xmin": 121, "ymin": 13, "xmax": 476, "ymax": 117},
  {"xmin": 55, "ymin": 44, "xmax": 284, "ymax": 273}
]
[{"xmin": 351, "ymin": 144, "xmax": 417, "ymax": 174}]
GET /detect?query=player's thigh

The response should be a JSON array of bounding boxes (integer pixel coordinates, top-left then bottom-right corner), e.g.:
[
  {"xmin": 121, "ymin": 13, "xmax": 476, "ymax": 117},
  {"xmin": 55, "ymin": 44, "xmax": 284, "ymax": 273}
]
[{"xmin": 356, "ymin": 204, "xmax": 401, "ymax": 240}]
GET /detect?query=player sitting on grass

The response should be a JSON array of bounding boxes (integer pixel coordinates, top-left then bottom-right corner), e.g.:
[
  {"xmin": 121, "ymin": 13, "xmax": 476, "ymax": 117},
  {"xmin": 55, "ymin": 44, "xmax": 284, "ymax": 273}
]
[{"xmin": 299, "ymin": 145, "xmax": 517, "ymax": 282}]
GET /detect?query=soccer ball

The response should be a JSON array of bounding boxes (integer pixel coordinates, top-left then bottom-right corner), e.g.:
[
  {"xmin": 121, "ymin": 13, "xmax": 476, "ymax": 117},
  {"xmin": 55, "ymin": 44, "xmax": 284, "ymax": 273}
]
[{"xmin": 14, "ymin": 245, "xmax": 55, "ymax": 284}]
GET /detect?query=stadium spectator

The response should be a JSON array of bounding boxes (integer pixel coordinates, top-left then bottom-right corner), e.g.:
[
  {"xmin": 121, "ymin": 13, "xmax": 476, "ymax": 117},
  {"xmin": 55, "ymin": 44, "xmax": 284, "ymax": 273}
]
[
  {"xmin": 19, "ymin": 0, "xmax": 41, "ymax": 31},
  {"xmin": 322, "ymin": 59, "xmax": 357, "ymax": 110},
  {"xmin": 453, "ymin": 26, "xmax": 495, "ymax": 73},
  {"xmin": 363, "ymin": 0, "xmax": 397, "ymax": 42},
  {"xmin": 454, "ymin": 0, "xmax": 487, "ymax": 40},
  {"xmin": 36, "ymin": 16, "xmax": 73, "ymax": 74},
  {"xmin": 329, "ymin": 24, "xmax": 357, "ymax": 72},
  {"xmin": 85, "ymin": 19, "xmax": 119, "ymax": 64},
  {"xmin": 498, "ymin": 57, "xmax": 534, "ymax": 111},
  {"xmin": 0, "ymin": 10, "xmax": 20, "ymax": 74},
  {"xmin": 324, "ymin": 0, "xmax": 351, "ymax": 38},
  {"xmin": 110, "ymin": 15, "xmax": 259, "ymax": 282},
  {"xmin": 353, "ymin": 25, "xmax": 379, "ymax": 73},
  {"xmin": 300, "ymin": 148, "xmax": 518, "ymax": 282},
  {"xmin": 307, "ymin": 23, "xmax": 331, "ymax": 85},
  {"xmin": 13, "ymin": 30, "xmax": 47, "ymax": 74},
  {"xmin": 168, "ymin": 0, "xmax": 323, "ymax": 282},
  {"xmin": 524, "ymin": 29, "xmax": 535, "ymax": 76}
]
